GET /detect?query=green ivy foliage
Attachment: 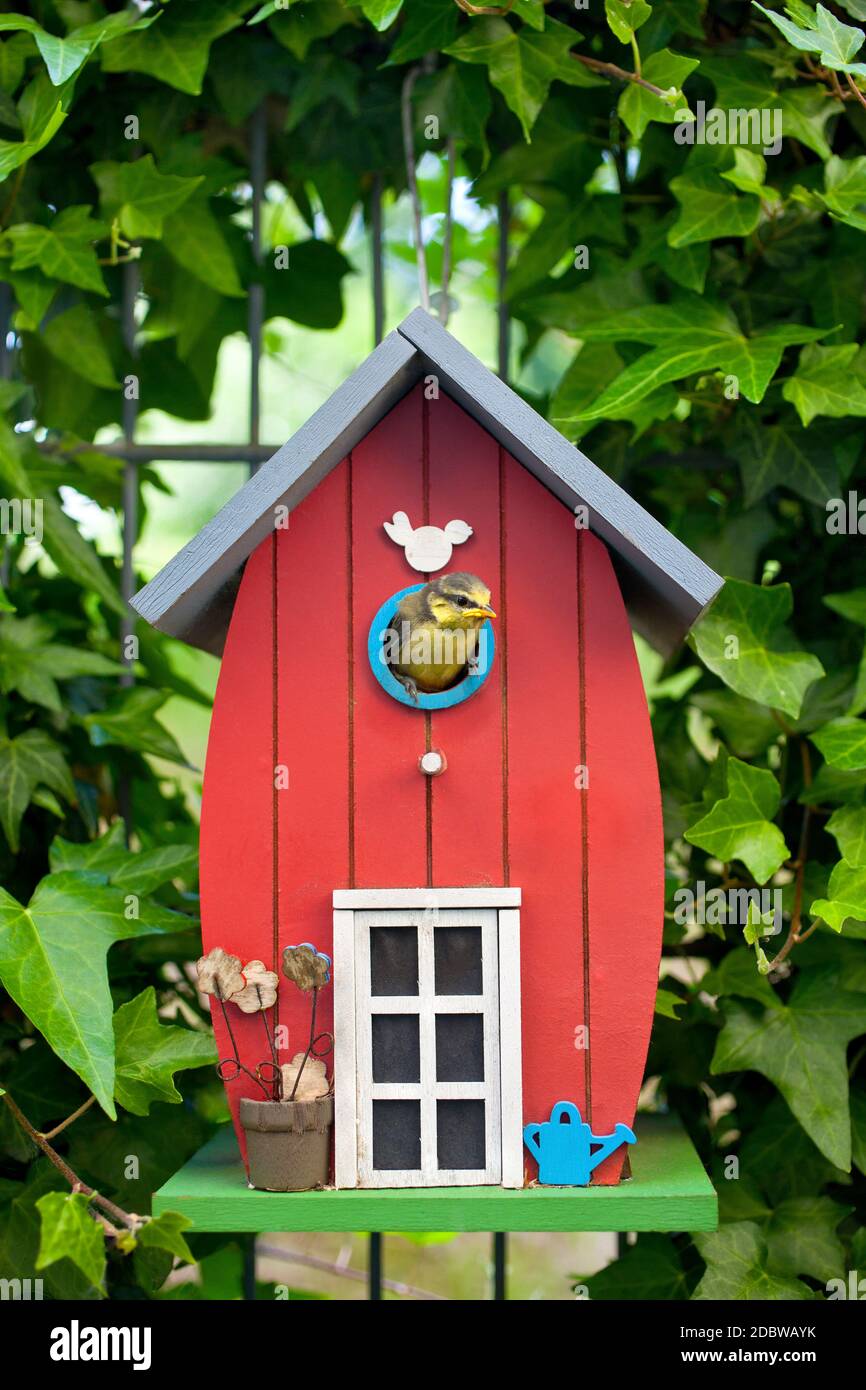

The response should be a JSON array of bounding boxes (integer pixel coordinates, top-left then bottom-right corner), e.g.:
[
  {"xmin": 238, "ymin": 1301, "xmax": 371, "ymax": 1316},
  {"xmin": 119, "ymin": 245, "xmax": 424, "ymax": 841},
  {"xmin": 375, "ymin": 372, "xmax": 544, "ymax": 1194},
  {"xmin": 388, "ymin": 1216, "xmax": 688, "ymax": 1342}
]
[{"xmin": 0, "ymin": 0, "xmax": 865, "ymax": 1300}]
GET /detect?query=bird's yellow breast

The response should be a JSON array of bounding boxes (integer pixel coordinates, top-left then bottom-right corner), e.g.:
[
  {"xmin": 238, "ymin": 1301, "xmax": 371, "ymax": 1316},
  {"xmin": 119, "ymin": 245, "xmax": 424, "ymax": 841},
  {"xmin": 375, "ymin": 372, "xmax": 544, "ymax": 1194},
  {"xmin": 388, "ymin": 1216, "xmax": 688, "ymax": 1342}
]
[{"xmin": 391, "ymin": 619, "xmax": 480, "ymax": 692}]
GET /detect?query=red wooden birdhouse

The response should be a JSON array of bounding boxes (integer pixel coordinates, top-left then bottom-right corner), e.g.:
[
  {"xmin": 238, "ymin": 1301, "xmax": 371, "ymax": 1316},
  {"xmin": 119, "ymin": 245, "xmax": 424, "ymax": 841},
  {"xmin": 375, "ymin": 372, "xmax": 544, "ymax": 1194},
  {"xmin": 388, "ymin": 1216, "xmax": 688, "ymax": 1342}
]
[{"xmin": 133, "ymin": 309, "xmax": 722, "ymax": 1195}]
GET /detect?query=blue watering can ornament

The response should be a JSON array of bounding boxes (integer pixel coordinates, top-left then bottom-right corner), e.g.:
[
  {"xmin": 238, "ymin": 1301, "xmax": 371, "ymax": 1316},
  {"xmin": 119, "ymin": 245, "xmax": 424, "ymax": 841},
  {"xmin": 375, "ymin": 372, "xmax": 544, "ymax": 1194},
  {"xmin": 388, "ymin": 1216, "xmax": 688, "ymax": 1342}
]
[{"xmin": 523, "ymin": 1102, "xmax": 636, "ymax": 1186}]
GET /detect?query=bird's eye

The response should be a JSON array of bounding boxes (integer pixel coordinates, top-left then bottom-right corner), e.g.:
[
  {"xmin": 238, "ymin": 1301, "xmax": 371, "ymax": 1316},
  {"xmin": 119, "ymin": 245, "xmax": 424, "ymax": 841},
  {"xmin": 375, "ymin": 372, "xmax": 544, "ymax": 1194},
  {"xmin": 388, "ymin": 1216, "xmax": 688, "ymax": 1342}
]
[{"xmin": 456, "ymin": 595, "xmax": 470, "ymax": 607}]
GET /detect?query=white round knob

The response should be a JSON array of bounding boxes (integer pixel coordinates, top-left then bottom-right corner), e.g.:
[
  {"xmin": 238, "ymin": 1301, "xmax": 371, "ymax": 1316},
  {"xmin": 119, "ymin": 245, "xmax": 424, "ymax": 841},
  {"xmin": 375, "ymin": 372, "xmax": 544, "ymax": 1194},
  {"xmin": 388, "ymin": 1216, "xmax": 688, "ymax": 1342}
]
[{"xmin": 419, "ymin": 749, "xmax": 447, "ymax": 776}]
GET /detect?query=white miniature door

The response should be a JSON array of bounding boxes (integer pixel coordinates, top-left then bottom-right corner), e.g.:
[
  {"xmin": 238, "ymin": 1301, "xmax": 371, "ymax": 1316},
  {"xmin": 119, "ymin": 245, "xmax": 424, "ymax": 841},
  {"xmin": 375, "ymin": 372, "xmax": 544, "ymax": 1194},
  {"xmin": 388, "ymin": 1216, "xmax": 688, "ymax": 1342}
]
[{"xmin": 333, "ymin": 890, "xmax": 523, "ymax": 1189}]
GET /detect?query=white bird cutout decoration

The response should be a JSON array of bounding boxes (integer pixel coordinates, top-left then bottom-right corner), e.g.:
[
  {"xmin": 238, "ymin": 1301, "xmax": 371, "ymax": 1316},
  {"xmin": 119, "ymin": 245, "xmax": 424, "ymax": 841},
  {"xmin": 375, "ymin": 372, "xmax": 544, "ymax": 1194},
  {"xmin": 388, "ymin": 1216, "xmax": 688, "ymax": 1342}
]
[{"xmin": 383, "ymin": 511, "xmax": 473, "ymax": 573}]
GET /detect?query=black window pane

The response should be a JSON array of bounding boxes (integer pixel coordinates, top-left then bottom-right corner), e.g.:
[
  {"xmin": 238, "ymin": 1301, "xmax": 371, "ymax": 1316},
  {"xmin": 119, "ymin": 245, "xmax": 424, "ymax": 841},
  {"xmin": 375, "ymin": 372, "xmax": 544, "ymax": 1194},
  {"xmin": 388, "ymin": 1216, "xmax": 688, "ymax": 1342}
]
[
  {"xmin": 372, "ymin": 1014, "xmax": 420, "ymax": 1083},
  {"xmin": 437, "ymin": 1100, "xmax": 486, "ymax": 1170},
  {"xmin": 434, "ymin": 926, "xmax": 482, "ymax": 995},
  {"xmin": 370, "ymin": 926, "xmax": 418, "ymax": 996},
  {"xmin": 373, "ymin": 1100, "xmax": 421, "ymax": 1170},
  {"xmin": 436, "ymin": 1014, "xmax": 484, "ymax": 1082}
]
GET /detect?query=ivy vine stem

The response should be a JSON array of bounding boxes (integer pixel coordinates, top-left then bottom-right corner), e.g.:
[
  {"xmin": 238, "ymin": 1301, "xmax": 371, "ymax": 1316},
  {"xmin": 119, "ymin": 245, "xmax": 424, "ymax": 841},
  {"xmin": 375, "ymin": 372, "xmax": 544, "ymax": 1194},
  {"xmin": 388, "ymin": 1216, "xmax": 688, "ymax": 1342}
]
[
  {"xmin": 573, "ymin": 52, "xmax": 672, "ymax": 98},
  {"xmin": 1, "ymin": 1089, "xmax": 139, "ymax": 1232},
  {"xmin": 40, "ymin": 1094, "xmax": 96, "ymax": 1140},
  {"xmin": 846, "ymin": 72, "xmax": 866, "ymax": 111},
  {"xmin": 630, "ymin": 34, "xmax": 642, "ymax": 79},
  {"xmin": 767, "ymin": 739, "xmax": 814, "ymax": 971}
]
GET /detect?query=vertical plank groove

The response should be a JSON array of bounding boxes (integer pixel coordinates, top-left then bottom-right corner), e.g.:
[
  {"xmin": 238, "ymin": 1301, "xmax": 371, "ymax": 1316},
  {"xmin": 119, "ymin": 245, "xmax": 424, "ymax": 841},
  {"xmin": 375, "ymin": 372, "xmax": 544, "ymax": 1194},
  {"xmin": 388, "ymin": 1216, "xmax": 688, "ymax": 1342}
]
[
  {"xmin": 498, "ymin": 447, "xmax": 509, "ymax": 888},
  {"xmin": 271, "ymin": 533, "xmax": 280, "ymax": 1045},
  {"xmin": 347, "ymin": 456, "xmax": 356, "ymax": 889},
  {"xmin": 577, "ymin": 529, "xmax": 590, "ymax": 1124}
]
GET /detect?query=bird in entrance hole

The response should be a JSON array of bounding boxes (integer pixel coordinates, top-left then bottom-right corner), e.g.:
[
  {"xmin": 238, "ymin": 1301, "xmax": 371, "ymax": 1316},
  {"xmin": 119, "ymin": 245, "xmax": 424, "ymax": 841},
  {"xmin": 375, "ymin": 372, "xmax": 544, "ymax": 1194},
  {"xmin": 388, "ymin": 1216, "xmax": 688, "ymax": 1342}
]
[{"xmin": 385, "ymin": 572, "xmax": 496, "ymax": 703}]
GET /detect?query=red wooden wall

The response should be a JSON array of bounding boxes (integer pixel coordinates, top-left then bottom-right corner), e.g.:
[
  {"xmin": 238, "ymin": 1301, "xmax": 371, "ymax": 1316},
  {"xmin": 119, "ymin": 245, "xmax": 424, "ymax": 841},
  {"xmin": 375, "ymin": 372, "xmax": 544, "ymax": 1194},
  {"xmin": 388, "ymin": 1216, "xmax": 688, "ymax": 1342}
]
[{"xmin": 200, "ymin": 383, "xmax": 663, "ymax": 1184}]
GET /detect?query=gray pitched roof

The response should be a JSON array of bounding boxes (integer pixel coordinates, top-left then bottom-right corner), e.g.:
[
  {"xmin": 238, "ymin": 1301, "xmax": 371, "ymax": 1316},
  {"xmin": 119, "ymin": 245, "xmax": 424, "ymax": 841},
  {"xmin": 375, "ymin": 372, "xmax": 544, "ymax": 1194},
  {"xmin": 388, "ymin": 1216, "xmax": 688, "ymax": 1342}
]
[{"xmin": 131, "ymin": 307, "xmax": 722, "ymax": 656}]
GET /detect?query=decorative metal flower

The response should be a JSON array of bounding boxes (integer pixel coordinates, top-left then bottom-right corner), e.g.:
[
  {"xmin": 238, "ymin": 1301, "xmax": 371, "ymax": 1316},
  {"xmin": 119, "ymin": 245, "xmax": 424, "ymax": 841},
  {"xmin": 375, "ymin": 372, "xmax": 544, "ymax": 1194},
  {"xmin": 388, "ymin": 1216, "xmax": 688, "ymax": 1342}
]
[
  {"xmin": 282, "ymin": 942, "xmax": 332, "ymax": 992},
  {"xmin": 195, "ymin": 946, "xmax": 245, "ymax": 1000},
  {"xmin": 232, "ymin": 959, "xmax": 279, "ymax": 1013},
  {"xmin": 280, "ymin": 1053, "xmax": 330, "ymax": 1103}
]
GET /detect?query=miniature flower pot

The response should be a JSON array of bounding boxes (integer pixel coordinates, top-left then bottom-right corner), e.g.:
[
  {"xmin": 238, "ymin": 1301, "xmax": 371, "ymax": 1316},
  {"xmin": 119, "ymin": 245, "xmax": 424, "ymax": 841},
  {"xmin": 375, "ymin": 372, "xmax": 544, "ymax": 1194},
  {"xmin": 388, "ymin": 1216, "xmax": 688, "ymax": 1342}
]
[{"xmin": 239, "ymin": 1096, "xmax": 333, "ymax": 1192}]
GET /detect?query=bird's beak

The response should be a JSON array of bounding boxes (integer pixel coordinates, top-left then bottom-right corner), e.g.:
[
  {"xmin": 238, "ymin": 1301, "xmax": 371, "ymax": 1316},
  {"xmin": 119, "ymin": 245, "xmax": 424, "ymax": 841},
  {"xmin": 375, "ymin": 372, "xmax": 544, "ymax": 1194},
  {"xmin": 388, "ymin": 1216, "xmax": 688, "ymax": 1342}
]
[{"xmin": 466, "ymin": 605, "xmax": 496, "ymax": 619}]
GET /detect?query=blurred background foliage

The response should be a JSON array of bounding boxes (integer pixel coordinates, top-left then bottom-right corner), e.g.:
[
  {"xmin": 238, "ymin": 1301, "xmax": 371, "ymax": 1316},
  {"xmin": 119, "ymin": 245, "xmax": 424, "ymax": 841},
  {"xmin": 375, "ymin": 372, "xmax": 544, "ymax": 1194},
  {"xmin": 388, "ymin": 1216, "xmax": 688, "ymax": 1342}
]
[{"xmin": 1, "ymin": 0, "xmax": 866, "ymax": 1299}]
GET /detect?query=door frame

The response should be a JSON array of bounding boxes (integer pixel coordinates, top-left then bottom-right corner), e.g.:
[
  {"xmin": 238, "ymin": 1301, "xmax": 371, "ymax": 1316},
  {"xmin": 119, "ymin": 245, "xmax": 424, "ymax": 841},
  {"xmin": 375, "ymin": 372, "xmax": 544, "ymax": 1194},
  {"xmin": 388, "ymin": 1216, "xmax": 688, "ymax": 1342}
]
[{"xmin": 333, "ymin": 888, "xmax": 523, "ymax": 1190}]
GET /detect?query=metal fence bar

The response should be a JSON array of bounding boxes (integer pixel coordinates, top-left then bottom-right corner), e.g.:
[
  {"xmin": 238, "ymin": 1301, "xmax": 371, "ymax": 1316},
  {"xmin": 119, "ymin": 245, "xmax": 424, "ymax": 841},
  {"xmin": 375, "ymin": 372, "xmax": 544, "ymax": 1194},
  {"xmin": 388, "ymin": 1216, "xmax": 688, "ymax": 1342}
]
[
  {"xmin": 0, "ymin": 282, "xmax": 12, "ymax": 381},
  {"xmin": 371, "ymin": 172, "xmax": 385, "ymax": 347},
  {"xmin": 118, "ymin": 258, "xmax": 140, "ymax": 836},
  {"xmin": 248, "ymin": 103, "xmax": 267, "ymax": 466},
  {"xmin": 368, "ymin": 1232, "xmax": 383, "ymax": 1300},
  {"xmin": 492, "ymin": 1232, "xmax": 507, "ymax": 1300},
  {"xmin": 64, "ymin": 442, "xmax": 275, "ymax": 464},
  {"xmin": 497, "ymin": 191, "xmax": 510, "ymax": 382}
]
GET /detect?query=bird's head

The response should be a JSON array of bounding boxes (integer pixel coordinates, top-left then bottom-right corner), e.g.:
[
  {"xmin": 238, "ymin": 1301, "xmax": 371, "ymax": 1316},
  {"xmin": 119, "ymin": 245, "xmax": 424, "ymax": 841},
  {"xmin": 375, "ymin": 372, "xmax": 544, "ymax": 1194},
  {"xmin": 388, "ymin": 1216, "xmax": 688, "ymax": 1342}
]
[{"xmin": 426, "ymin": 572, "xmax": 496, "ymax": 629}]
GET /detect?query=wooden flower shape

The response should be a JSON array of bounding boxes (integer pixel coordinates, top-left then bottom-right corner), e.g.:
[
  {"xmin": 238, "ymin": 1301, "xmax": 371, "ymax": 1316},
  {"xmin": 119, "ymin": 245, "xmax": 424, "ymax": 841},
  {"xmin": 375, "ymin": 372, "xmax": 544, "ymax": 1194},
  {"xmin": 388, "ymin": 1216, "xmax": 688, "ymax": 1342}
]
[
  {"xmin": 281, "ymin": 942, "xmax": 331, "ymax": 992},
  {"xmin": 196, "ymin": 946, "xmax": 245, "ymax": 1000},
  {"xmin": 232, "ymin": 960, "xmax": 279, "ymax": 1013},
  {"xmin": 281, "ymin": 1053, "xmax": 329, "ymax": 1102}
]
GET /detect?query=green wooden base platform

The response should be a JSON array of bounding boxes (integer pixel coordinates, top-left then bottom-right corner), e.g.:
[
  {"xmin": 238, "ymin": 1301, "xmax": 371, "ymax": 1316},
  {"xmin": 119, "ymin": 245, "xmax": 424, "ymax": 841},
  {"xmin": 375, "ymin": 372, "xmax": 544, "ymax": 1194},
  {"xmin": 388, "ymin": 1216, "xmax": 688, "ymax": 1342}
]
[{"xmin": 154, "ymin": 1115, "xmax": 717, "ymax": 1233}]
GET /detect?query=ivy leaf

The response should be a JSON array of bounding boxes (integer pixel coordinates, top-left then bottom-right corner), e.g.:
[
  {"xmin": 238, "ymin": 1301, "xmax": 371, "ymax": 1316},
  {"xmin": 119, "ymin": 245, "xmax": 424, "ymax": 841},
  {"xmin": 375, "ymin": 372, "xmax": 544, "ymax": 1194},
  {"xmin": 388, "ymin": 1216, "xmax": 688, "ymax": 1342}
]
[
  {"xmin": 0, "ymin": 32, "xmax": 32, "ymax": 94},
  {"xmin": 655, "ymin": 987, "xmax": 685, "ymax": 1018},
  {"xmin": 35, "ymin": 1192, "xmax": 105, "ymax": 1293},
  {"xmin": 702, "ymin": 946, "xmax": 782, "ymax": 1009},
  {"xmin": 693, "ymin": 1222, "xmax": 814, "ymax": 1299},
  {"xmin": 163, "ymin": 198, "xmax": 243, "ymax": 296},
  {"xmin": 669, "ymin": 166, "xmax": 762, "ymax": 247},
  {"xmin": 685, "ymin": 756, "xmax": 789, "ymax": 884},
  {"xmin": 101, "ymin": 0, "xmax": 244, "ymax": 96},
  {"xmin": 580, "ymin": 1233, "xmax": 689, "ymax": 1300},
  {"xmin": 605, "ymin": 0, "xmax": 653, "ymax": 44},
  {"xmin": 783, "ymin": 343, "xmax": 866, "ymax": 426},
  {"xmin": 812, "ymin": 717, "xmax": 866, "ymax": 771},
  {"xmin": 50, "ymin": 825, "xmax": 198, "ymax": 895},
  {"xmin": 285, "ymin": 52, "xmax": 360, "ymax": 132},
  {"xmin": 262, "ymin": 239, "xmax": 352, "ymax": 330},
  {"xmin": 41, "ymin": 304, "xmax": 119, "ymax": 389},
  {"xmin": 807, "ymin": 155, "xmax": 866, "ymax": 232},
  {"xmin": 0, "ymin": 72, "xmax": 68, "ymax": 181},
  {"xmin": 618, "ymin": 48, "xmax": 698, "ymax": 141},
  {"xmin": 826, "ymin": 806, "xmax": 866, "ymax": 865},
  {"xmin": 136, "ymin": 1210, "xmax": 194, "ymax": 1265},
  {"xmin": 446, "ymin": 17, "xmax": 587, "ymax": 141},
  {"xmin": 347, "ymin": 0, "xmax": 403, "ymax": 30},
  {"xmin": 82, "ymin": 687, "xmax": 190, "ymax": 766},
  {"xmin": 113, "ymin": 988, "xmax": 216, "ymax": 1115},
  {"xmin": 777, "ymin": 85, "xmax": 837, "ymax": 160},
  {"xmin": 0, "ymin": 422, "xmax": 125, "ymax": 616},
  {"xmin": 4, "ymin": 205, "xmax": 107, "ymax": 295},
  {"xmin": 810, "ymin": 861, "xmax": 866, "ymax": 932},
  {"xmin": 269, "ymin": 1, "xmax": 357, "ymax": 60},
  {"xmin": 0, "ymin": 16, "xmax": 96, "ymax": 86},
  {"xmin": 421, "ymin": 64, "xmax": 492, "ymax": 166},
  {"xmin": 692, "ymin": 579, "xmax": 824, "ymax": 718},
  {"xmin": 753, "ymin": 2, "xmax": 866, "ymax": 75},
  {"xmin": 90, "ymin": 155, "xmax": 202, "ymax": 239},
  {"xmin": 721, "ymin": 148, "xmax": 778, "ymax": 200},
  {"xmin": 711, "ymin": 968, "xmax": 866, "ymax": 1169},
  {"xmin": 512, "ymin": 0, "xmax": 546, "ymax": 30},
  {"xmin": 766, "ymin": 1197, "xmax": 850, "ymax": 1283},
  {"xmin": 0, "ymin": 871, "xmax": 181, "ymax": 1116},
  {"xmin": 825, "ymin": 589, "xmax": 866, "ymax": 626},
  {"xmin": 734, "ymin": 416, "xmax": 839, "ymax": 507},
  {"xmin": 570, "ymin": 296, "xmax": 824, "ymax": 415},
  {"xmin": 0, "ymin": 614, "xmax": 122, "ymax": 712},
  {"xmin": 0, "ymin": 729, "xmax": 75, "ymax": 852},
  {"xmin": 0, "ymin": 8, "xmax": 157, "ymax": 85},
  {"xmin": 386, "ymin": 0, "xmax": 461, "ymax": 65}
]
